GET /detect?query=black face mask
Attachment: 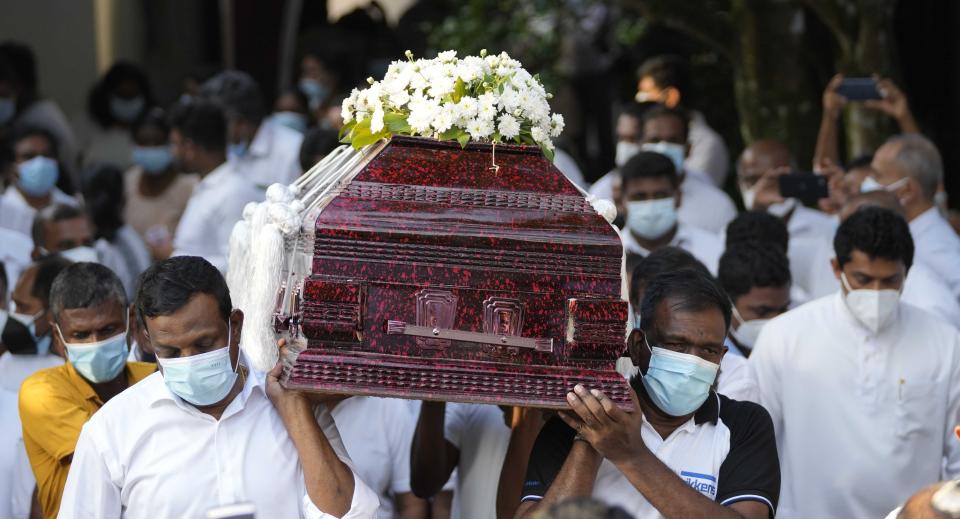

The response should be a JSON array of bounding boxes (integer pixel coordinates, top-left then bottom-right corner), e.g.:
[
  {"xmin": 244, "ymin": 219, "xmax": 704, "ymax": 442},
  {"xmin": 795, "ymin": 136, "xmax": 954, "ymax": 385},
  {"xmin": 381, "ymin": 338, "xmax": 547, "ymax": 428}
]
[{"xmin": 1, "ymin": 317, "xmax": 37, "ymax": 355}]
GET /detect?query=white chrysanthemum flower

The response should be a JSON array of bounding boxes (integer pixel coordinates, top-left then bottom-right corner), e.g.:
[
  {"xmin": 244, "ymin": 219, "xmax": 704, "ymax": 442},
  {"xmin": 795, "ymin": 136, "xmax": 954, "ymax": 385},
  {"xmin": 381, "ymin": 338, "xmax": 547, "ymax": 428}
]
[
  {"xmin": 498, "ymin": 114, "xmax": 521, "ymax": 139},
  {"xmin": 531, "ymin": 125, "xmax": 548, "ymax": 144},
  {"xmin": 432, "ymin": 110, "xmax": 455, "ymax": 134},
  {"xmin": 437, "ymin": 50, "xmax": 458, "ymax": 62},
  {"xmin": 370, "ymin": 108, "xmax": 385, "ymax": 133},
  {"xmin": 467, "ymin": 117, "xmax": 494, "ymax": 140},
  {"xmin": 427, "ymin": 74, "xmax": 456, "ymax": 98},
  {"xmin": 550, "ymin": 113, "xmax": 565, "ymax": 137}
]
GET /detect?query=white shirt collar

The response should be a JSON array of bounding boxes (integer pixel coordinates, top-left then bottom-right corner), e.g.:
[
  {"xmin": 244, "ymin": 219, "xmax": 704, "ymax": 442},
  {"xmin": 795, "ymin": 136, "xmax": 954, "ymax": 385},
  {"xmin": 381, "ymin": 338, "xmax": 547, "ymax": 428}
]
[
  {"xmin": 247, "ymin": 121, "xmax": 273, "ymax": 158},
  {"xmin": 198, "ymin": 161, "xmax": 235, "ymax": 189}
]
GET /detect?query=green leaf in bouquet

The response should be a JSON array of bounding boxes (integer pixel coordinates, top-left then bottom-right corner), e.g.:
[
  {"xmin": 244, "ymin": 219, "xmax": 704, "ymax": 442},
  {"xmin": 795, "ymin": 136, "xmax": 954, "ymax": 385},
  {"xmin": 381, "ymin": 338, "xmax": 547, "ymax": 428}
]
[
  {"xmin": 540, "ymin": 142, "xmax": 555, "ymax": 162},
  {"xmin": 338, "ymin": 120, "xmax": 357, "ymax": 141},
  {"xmin": 453, "ymin": 78, "xmax": 466, "ymax": 103},
  {"xmin": 439, "ymin": 127, "xmax": 466, "ymax": 142},
  {"xmin": 384, "ymin": 112, "xmax": 411, "ymax": 134},
  {"xmin": 457, "ymin": 133, "xmax": 470, "ymax": 148}
]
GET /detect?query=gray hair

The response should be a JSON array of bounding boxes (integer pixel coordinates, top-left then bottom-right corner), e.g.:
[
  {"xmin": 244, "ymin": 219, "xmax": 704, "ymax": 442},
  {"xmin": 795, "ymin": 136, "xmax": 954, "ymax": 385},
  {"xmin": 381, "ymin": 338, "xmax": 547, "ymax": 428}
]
[
  {"xmin": 886, "ymin": 133, "xmax": 943, "ymax": 201},
  {"xmin": 50, "ymin": 262, "xmax": 127, "ymax": 324}
]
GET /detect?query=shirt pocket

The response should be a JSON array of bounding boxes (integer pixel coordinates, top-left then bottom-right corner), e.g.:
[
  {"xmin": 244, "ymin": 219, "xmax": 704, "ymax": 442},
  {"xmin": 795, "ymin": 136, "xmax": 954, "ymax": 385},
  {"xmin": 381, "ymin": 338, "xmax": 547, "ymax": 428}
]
[{"xmin": 896, "ymin": 381, "xmax": 944, "ymax": 439}]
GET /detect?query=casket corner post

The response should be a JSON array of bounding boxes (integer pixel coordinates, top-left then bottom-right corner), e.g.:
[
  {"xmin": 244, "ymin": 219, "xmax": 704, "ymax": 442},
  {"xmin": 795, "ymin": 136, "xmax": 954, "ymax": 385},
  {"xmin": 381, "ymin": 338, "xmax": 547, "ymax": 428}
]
[{"xmin": 282, "ymin": 136, "xmax": 633, "ymax": 409}]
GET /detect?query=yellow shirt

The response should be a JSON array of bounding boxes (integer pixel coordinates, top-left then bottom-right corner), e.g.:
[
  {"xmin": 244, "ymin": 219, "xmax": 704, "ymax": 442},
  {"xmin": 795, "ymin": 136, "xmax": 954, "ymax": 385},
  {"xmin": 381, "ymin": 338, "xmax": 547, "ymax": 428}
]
[{"xmin": 19, "ymin": 360, "xmax": 156, "ymax": 519}]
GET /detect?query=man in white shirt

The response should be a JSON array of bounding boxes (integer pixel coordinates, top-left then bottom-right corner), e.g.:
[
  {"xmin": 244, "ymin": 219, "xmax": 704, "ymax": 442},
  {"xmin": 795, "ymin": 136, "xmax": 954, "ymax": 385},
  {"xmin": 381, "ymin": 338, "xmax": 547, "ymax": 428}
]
[
  {"xmin": 735, "ymin": 140, "xmax": 837, "ymax": 299},
  {"xmin": 518, "ymin": 268, "xmax": 779, "ymax": 519},
  {"xmin": 169, "ymin": 99, "xmax": 262, "ymax": 272},
  {"xmin": 837, "ymin": 191, "xmax": 960, "ymax": 328},
  {"xmin": 618, "ymin": 151, "xmax": 722, "ymax": 274},
  {"xmin": 411, "ymin": 402, "xmax": 511, "ymax": 519},
  {"xmin": 867, "ymin": 133, "xmax": 960, "ymax": 303},
  {"xmin": 591, "ymin": 105, "xmax": 736, "ymax": 235},
  {"xmin": 1, "ymin": 127, "xmax": 78, "ymax": 236},
  {"xmin": 200, "ymin": 70, "xmax": 303, "ymax": 189},
  {"xmin": 634, "ymin": 55, "xmax": 730, "ymax": 186},
  {"xmin": 330, "ymin": 396, "xmax": 428, "ymax": 519},
  {"xmin": 1, "ymin": 255, "xmax": 70, "ymax": 392},
  {"xmin": 749, "ymin": 207, "xmax": 960, "ymax": 519},
  {"xmin": 59, "ymin": 256, "xmax": 379, "ymax": 518}
]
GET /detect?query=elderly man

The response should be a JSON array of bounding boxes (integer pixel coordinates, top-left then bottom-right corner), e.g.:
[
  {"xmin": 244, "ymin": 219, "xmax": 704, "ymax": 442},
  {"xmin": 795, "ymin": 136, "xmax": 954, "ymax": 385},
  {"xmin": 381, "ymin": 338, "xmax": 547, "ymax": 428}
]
[
  {"xmin": 866, "ymin": 133, "xmax": 960, "ymax": 303},
  {"xmin": 58, "ymin": 256, "xmax": 379, "ymax": 518},
  {"xmin": 749, "ymin": 207, "xmax": 960, "ymax": 518},
  {"xmin": 519, "ymin": 269, "xmax": 780, "ymax": 519},
  {"xmin": 18, "ymin": 262, "xmax": 155, "ymax": 519}
]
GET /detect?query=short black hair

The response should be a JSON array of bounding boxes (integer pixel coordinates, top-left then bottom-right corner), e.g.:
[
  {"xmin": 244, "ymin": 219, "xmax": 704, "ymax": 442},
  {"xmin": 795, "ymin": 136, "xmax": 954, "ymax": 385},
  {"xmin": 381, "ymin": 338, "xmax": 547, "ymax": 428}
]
[
  {"xmin": 81, "ymin": 163, "xmax": 125, "ymax": 241},
  {"xmin": 86, "ymin": 61, "xmax": 155, "ymax": 128},
  {"xmin": 0, "ymin": 259, "xmax": 7, "ymax": 295},
  {"xmin": 725, "ymin": 211, "xmax": 789, "ymax": 253},
  {"xmin": 132, "ymin": 107, "xmax": 170, "ymax": 142},
  {"xmin": 200, "ymin": 70, "xmax": 265, "ymax": 123},
  {"xmin": 630, "ymin": 246, "xmax": 709, "ymax": 308},
  {"xmin": 136, "ymin": 256, "xmax": 232, "ymax": 330},
  {"xmin": 27, "ymin": 255, "xmax": 73, "ymax": 307},
  {"xmin": 169, "ymin": 99, "xmax": 227, "ymax": 153},
  {"xmin": 618, "ymin": 101, "xmax": 657, "ymax": 124},
  {"xmin": 640, "ymin": 104, "xmax": 690, "ymax": 142},
  {"xmin": 637, "ymin": 55, "xmax": 690, "ymax": 99},
  {"xmin": 50, "ymin": 262, "xmax": 127, "ymax": 324},
  {"xmin": 0, "ymin": 41, "xmax": 37, "ymax": 105},
  {"xmin": 31, "ymin": 204, "xmax": 86, "ymax": 249},
  {"xmin": 718, "ymin": 241, "xmax": 792, "ymax": 301},
  {"xmin": 640, "ymin": 268, "xmax": 732, "ymax": 335},
  {"xmin": 299, "ymin": 127, "xmax": 340, "ymax": 171},
  {"xmin": 620, "ymin": 150, "xmax": 678, "ymax": 188},
  {"xmin": 834, "ymin": 206, "xmax": 914, "ymax": 270},
  {"xmin": 12, "ymin": 125, "xmax": 60, "ymax": 159}
]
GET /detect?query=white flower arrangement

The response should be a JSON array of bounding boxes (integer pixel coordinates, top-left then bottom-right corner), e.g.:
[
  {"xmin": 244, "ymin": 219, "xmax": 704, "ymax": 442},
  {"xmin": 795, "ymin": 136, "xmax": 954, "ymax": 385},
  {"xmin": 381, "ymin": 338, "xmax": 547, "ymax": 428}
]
[{"xmin": 340, "ymin": 50, "xmax": 565, "ymax": 160}]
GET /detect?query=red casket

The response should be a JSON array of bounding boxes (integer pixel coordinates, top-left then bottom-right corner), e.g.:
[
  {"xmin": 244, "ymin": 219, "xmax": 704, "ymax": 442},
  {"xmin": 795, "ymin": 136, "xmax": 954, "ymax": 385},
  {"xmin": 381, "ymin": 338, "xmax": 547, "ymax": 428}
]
[{"xmin": 277, "ymin": 136, "xmax": 630, "ymax": 409}]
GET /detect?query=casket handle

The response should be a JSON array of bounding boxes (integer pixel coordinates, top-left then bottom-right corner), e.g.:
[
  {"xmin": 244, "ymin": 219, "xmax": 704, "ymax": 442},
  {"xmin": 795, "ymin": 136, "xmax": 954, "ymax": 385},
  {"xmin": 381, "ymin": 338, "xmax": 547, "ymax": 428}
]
[{"xmin": 386, "ymin": 320, "xmax": 553, "ymax": 352}]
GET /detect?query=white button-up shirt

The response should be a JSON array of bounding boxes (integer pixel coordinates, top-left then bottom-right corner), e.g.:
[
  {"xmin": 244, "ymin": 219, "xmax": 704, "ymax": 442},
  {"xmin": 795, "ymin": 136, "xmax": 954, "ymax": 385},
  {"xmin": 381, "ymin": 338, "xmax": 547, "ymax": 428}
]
[
  {"xmin": 621, "ymin": 222, "xmax": 723, "ymax": 275},
  {"xmin": 685, "ymin": 111, "xmax": 730, "ymax": 187},
  {"xmin": 172, "ymin": 162, "xmax": 262, "ymax": 272},
  {"xmin": 233, "ymin": 120, "xmax": 304, "ymax": 190},
  {"xmin": 57, "ymin": 369, "xmax": 379, "ymax": 519},
  {"xmin": 331, "ymin": 397, "xmax": 415, "ymax": 519},
  {"xmin": 444, "ymin": 404, "xmax": 511, "ymax": 519},
  {"xmin": 749, "ymin": 293, "xmax": 960, "ymax": 519},
  {"xmin": 910, "ymin": 206, "xmax": 960, "ymax": 303},
  {"xmin": 587, "ymin": 171, "xmax": 737, "ymax": 236},
  {"xmin": 0, "ymin": 186, "xmax": 78, "ymax": 236}
]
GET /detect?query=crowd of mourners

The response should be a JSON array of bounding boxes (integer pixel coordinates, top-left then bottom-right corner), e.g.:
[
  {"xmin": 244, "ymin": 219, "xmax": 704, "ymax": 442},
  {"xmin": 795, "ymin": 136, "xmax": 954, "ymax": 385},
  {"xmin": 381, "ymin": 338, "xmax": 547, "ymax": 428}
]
[{"xmin": 1, "ymin": 38, "xmax": 960, "ymax": 519}]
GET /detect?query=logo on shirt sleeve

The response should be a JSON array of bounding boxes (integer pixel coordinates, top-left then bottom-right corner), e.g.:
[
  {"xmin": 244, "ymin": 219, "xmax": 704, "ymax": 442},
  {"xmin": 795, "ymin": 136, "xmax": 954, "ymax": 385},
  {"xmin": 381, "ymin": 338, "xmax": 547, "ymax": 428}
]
[{"xmin": 680, "ymin": 471, "xmax": 717, "ymax": 499}]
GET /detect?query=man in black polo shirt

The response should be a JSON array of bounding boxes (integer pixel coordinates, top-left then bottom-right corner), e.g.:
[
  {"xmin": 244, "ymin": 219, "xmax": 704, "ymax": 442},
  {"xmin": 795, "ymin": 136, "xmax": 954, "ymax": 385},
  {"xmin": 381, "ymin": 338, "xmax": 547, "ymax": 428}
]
[{"xmin": 516, "ymin": 269, "xmax": 780, "ymax": 519}]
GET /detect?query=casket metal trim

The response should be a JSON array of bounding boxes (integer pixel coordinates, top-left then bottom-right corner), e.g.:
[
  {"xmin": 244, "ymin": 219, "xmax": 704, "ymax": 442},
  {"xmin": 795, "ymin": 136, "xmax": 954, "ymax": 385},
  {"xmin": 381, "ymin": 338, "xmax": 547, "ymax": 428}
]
[{"xmin": 385, "ymin": 320, "xmax": 554, "ymax": 352}]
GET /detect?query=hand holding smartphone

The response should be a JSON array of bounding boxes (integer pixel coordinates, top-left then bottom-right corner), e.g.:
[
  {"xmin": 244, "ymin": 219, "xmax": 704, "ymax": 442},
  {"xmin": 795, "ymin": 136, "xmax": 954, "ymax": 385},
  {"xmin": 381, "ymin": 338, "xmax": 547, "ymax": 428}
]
[{"xmin": 836, "ymin": 78, "xmax": 882, "ymax": 101}]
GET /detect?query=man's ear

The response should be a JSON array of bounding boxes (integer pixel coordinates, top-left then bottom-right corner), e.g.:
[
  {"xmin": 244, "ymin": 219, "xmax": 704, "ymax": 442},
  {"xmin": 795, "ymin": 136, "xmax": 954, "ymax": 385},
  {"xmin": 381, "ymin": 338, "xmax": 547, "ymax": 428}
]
[
  {"xmin": 230, "ymin": 309, "xmax": 244, "ymax": 346},
  {"xmin": 663, "ymin": 87, "xmax": 682, "ymax": 108},
  {"xmin": 674, "ymin": 190, "xmax": 683, "ymax": 209},
  {"xmin": 628, "ymin": 328, "xmax": 652, "ymax": 374}
]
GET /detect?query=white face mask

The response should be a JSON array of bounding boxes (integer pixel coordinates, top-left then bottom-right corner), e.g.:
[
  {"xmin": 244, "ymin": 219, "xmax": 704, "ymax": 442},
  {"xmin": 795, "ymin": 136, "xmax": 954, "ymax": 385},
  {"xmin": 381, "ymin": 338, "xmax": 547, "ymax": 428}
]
[
  {"xmin": 616, "ymin": 141, "xmax": 642, "ymax": 168},
  {"xmin": 626, "ymin": 198, "xmax": 677, "ymax": 240},
  {"xmin": 730, "ymin": 305, "xmax": 769, "ymax": 350},
  {"xmin": 767, "ymin": 198, "xmax": 798, "ymax": 218},
  {"xmin": 740, "ymin": 183, "xmax": 757, "ymax": 210},
  {"xmin": 861, "ymin": 176, "xmax": 908, "ymax": 194},
  {"xmin": 840, "ymin": 272, "xmax": 901, "ymax": 333},
  {"xmin": 641, "ymin": 142, "xmax": 685, "ymax": 174},
  {"xmin": 60, "ymin": 246, "xmax": 99, "ymax": 263}
]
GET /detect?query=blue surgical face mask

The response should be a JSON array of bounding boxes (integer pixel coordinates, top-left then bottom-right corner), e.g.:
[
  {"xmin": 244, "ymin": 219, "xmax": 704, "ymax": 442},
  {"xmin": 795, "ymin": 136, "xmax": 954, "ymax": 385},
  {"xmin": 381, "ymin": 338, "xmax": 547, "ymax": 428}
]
[
  {"xmin": 9, "ymin": 310, "xmax": 51, "ymax": 355},
  {"xmin": 110, "ymin": 95, "xmax": 145, "ymax": 122},
  {"xmin": 227, "ymin": 142, "xmax": 249, "ymax": 161},
  {"xmin": 298, "ymin": 78, "xmax": 329, "ymax": 109},
  {"xmin": 272, "ymin": 111, "xmax": 307, "ymax": 133},
  {"xmin": 157, "ymin": 323, "xmax": 239, "ymax": 406},
  {"xmin": 641, "ymin": 142, "xmax": 686, "ymax": 175},
  {"xmin": 132, "ymin": 146, "xmax": 174, "ymax": 174},
  {"xmin": 626, "ymin": 198, "xmax": 677, "ymax": 240},
  {"xmin": 639, "ymin": 336, "xmax": 719, "ymax": 417},
  {"xmin": 0, "ymin": 97, "xmax": 15, "ymax": 125},
  {"xmin": 57, "ymin": 323, "xmax": 128, "ymax": 383},
  {"xmin": 17, "ymin": 156, "xmax": 59, "ymax": 197}
]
